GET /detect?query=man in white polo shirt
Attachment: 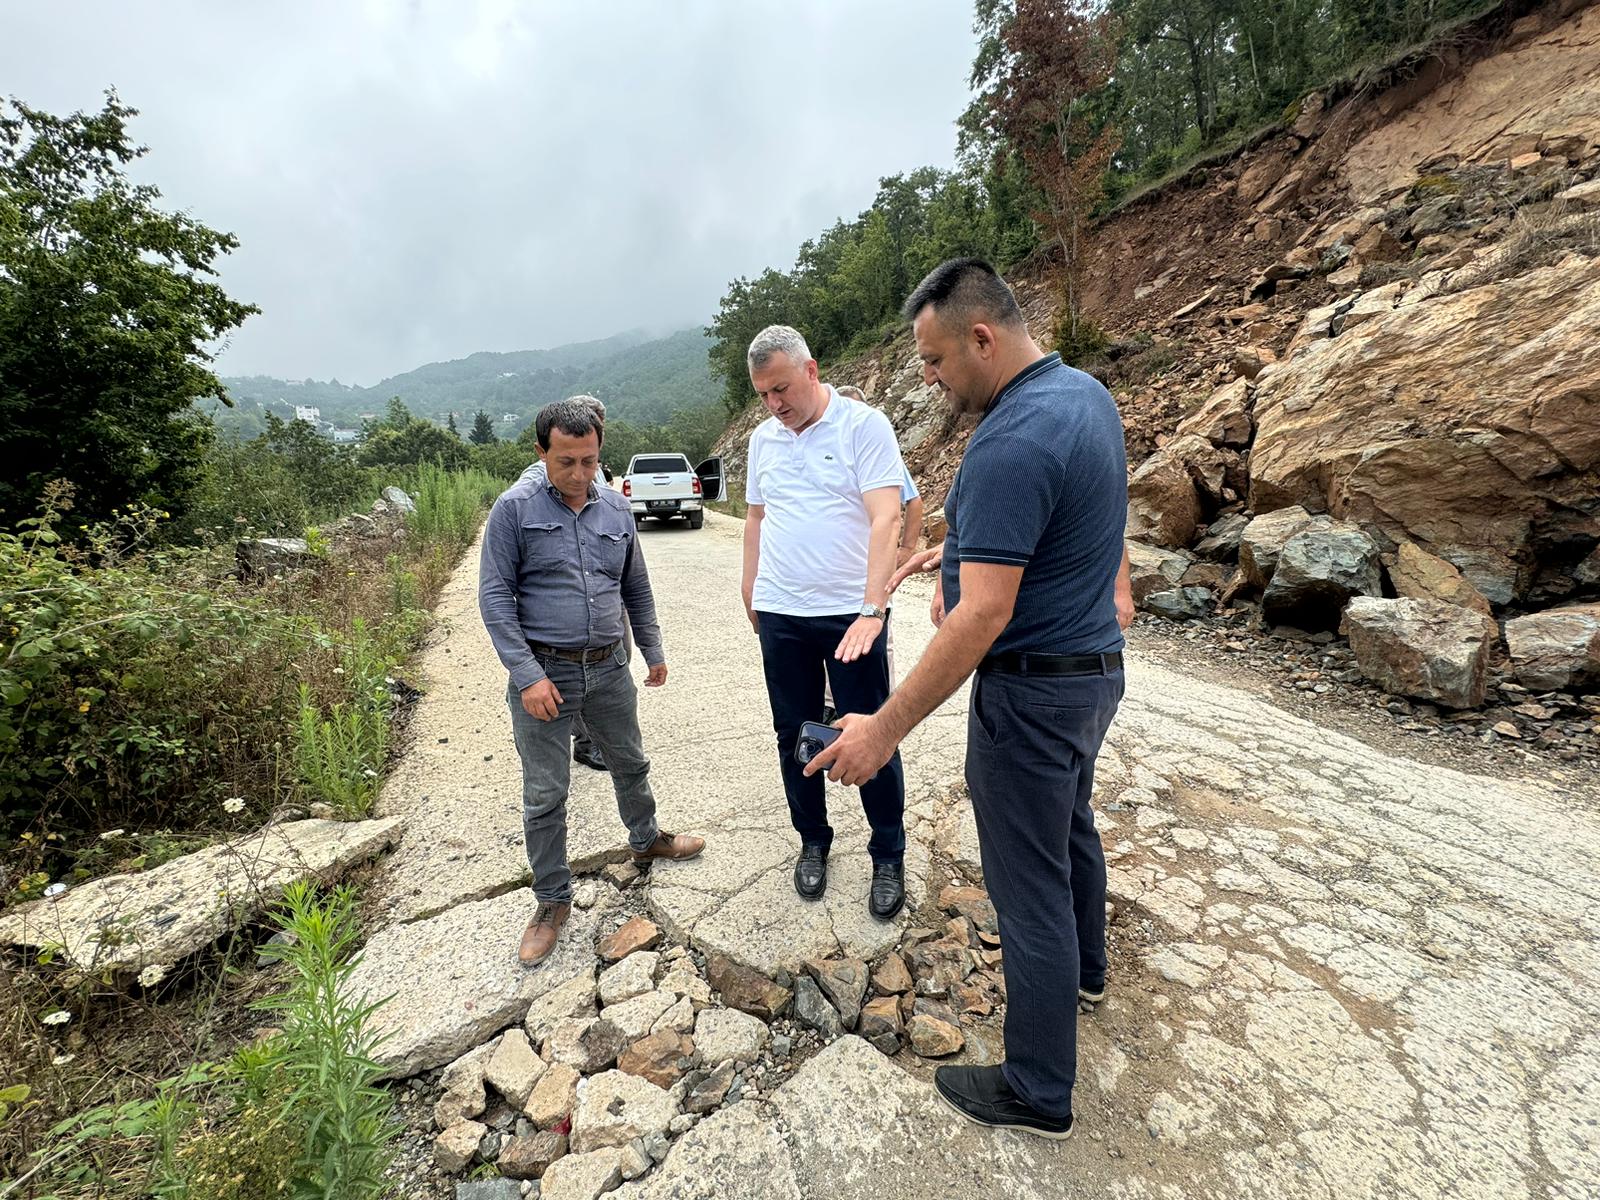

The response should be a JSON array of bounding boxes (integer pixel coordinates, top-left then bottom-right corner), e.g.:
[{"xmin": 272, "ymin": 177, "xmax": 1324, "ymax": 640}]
[{"xmin": 741, "ymin": 325, "xmax": 909, "ymax": 919}]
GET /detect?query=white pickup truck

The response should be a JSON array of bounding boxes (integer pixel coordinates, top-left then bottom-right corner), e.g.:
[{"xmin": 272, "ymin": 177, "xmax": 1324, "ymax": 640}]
[{"xmin": 621, "ymin": 453, "xmax": 726, "ymax": 529}]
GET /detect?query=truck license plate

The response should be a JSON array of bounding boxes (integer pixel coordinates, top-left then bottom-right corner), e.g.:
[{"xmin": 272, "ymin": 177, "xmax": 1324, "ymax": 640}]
[{"xmin": 647, "ymin": 500, "xmax": 678, "ymax": 511}]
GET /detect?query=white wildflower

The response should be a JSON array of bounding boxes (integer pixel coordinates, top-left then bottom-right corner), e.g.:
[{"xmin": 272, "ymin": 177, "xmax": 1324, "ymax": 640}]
[
  {"xmin": 138, "ymin": 964, "xmax": 168, "ymax": 988},
  {"xmin": 100, "ymin": 828, "xmax": 126, "ymax": 840},
  {"xmin": 222, "ymin": 797, "xmax": 246, "ymax": 814},
  {"xmin": 332, "ymin": 667, "xmax": 345, "ymax": 675},
  {"xmin": 53, "ymin": 1053, "xmax": 76, "ymax": 1066},
  {"xmin": 362, "ymin": 768, "xmax": 378, "ymax": 778},
  {"xmin": 41, "ymin": 1010, "xmax": 71, "ymax": 1026}
]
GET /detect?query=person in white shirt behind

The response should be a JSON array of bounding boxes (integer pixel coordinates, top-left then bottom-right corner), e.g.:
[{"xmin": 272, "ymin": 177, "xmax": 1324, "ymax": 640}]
[{"xmin": 741, "ymin": 326, "xmax": 910, "ymax": 920}]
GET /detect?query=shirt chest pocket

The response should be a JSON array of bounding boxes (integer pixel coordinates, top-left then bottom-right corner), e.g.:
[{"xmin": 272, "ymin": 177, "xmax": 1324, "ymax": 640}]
[
  {"xmin": 520, "ymin": 521, "xmax": 568, "ymax": 567},
  {"xmin": 587, "ymin": 528, "xmax": 630, "ymax": 579}
]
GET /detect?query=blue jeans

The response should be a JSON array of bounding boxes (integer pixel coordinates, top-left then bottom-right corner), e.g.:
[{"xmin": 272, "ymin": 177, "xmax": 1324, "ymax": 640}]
[
  {"xmin": 965, "ymin": 664, "xmax": 1124, "ymax": 1117},
  {"xmin": 507, "ymin": 645, "xmax": 659, "ymax": 902},
  {"xmin": 755, "ymin": 610, "xmax": 905, "ymax": 864}
]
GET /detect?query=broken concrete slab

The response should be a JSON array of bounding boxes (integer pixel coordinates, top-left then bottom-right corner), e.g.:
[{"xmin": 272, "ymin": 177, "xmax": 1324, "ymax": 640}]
[
  {"xmin": 771, "ymin": 1036, "xmax": 1069, "ymax": 1199},
  {"xmin": 345, "ymin": 887, "xmax": 612, "ymax": 1079},
  {"xmin": 652, "ymin": 829, "xmax": 930, "ymax": 975},
  {"xmin": 610, "ymin": 1101, "xmax": 799, "ymax": 1200},
  {"xmin": 0, "ymin": 818, "xmax": 401, "ymax": 978}
]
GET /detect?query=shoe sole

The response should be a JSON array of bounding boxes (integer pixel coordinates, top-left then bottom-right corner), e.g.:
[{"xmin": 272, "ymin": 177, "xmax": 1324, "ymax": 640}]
[
  {"xmin": 794, "ymin": 880, "xmax": 827, "ymax": 902},
  {"xmin": 1078, "ymin": 986, "xmax": 1106, "ymax": 1003},
  {"xmin": 933, "ymin": 1080, "xmax": 1074, "ymax": 1141}
]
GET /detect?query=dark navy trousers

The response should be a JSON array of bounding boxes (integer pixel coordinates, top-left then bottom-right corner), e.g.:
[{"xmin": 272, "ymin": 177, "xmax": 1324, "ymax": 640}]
[
  {"xmin": 965, "ymin": 663, "xmax": 1124, "ymax": 1118},
  {"xmin": 755, "ymin": 610, "xmax": 906, "ymax": 864}
]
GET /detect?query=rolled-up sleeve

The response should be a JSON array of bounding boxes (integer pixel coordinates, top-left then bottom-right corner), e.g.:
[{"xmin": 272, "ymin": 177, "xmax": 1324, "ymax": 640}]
[
  {"xmin": 619, "ymin": 533, "xmax": 665, "ymax": 666},
  {"xmin": 478, "ymin": 498, "xmax": 547, "ymax": 691}
]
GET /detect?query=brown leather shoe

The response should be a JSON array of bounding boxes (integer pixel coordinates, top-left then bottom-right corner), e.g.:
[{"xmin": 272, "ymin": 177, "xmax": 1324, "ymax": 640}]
[
  {"xmin": 631, "ymin": 831, "xmax": 705, "ymax": 864},
  {"xmin": 518, "ymin": 900, "xmax": 571, "ymax": 967}
]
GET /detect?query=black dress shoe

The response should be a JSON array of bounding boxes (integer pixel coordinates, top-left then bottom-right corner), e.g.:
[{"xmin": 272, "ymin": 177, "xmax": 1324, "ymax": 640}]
[
  {"xmin": 934, "ymin": 1064, "xmax": 1074, "ymax": 1140},
  {"xmin": 793, "ymin": 844, "xmax": 828, "ymax": 900},
  {"xmin": 819, "ymin": 704, "xmax": 838, "ymax": 726},
  {"xmin": 573, "ymin": 744, "xmax": 608, "ymax": 772},
  {"xmin": 868, "ymin": 860, "xmax": 904, "ymax": 920}
]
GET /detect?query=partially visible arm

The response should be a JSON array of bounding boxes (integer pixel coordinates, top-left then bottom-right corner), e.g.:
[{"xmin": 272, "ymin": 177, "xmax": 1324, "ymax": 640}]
[
  {"xmin": 741, "ymin": 503, "xmax": 765, "ymax": 633},
  {"xmin": 620, "ymin": 526, "xmax": 666, "ymax": 682},
  {"xmin": 477, "ymin": 499, "xmax": 546, "ymax": 691},
  {"xmin": 835, "ymin": 486, "xmax": 900, "ymax": 663},
  {"xmin": 807, "ymin": 561, "xmax": 1021, "ymax": 785},
  {"xmin": 897, "ymin": 496, "xmax": 925, "ymax": 567},
  {"xmin": 1115, "ymin": 543, "xmax": 1134, "ymax": 630}
]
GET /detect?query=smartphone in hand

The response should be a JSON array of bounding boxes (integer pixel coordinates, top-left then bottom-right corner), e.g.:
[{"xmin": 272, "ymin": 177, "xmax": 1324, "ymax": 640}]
[{"xmin": 795, "ymin": 720, "xmax": 842, "ymax": 765}]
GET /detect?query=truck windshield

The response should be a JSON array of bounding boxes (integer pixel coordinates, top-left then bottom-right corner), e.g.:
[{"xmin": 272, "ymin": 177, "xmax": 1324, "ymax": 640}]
[{"xmin": 632, "ymin": 456, "xmax": 689, "ymax": 474}]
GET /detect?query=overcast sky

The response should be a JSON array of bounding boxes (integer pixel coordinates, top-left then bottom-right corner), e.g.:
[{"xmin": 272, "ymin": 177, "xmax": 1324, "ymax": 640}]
[{"xmin": 8, "ymin": 1, "xmax": 978, "ymax": 384}]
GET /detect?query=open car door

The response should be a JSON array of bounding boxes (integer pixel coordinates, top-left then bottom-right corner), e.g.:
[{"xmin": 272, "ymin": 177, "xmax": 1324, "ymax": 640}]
[{"xmin": 695, "ymin": 457, "xmax": 726, "ymax": 503}]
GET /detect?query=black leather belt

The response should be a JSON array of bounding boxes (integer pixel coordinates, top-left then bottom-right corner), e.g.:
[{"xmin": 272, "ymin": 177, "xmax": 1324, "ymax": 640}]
[
  {"xmin": 979, "ymin": 651, "xmax": 1123, "ymax": 676},
  {"xmin": 530, "ymin": 641, "xmax": 619, "ymax": 664}
]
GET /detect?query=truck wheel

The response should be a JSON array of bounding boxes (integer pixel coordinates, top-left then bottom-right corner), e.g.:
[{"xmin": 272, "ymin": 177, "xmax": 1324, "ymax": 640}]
[
  {"xmin": 634, "ymin": 515, "xmax": 645, "ymax": 528},
  {"xmin": 687, "ymin": 510, "xmax": 704, "ymax": 529}
]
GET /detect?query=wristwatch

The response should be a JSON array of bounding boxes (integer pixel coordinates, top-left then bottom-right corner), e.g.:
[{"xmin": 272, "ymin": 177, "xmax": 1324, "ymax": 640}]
[{"xmin": 859, "ymin": 603, "xmax": 887, "ymax": 620}]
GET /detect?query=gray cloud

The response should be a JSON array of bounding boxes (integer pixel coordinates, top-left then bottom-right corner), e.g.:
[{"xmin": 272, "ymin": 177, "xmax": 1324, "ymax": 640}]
[{"xmin": 7, "ymin": 1, "xmax": 977, "ymax": 383}]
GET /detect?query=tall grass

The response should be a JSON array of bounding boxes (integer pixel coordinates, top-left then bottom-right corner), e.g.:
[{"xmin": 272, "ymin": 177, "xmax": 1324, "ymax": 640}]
[{"xmin": 405, "ymin": 463, "xmax": 503, "ymax": 550}]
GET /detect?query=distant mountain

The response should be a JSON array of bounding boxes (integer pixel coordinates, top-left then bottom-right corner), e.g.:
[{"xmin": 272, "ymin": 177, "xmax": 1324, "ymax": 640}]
[{"xmin": 218, "ymin": 328, "xmax": 717, "ymax": 435}]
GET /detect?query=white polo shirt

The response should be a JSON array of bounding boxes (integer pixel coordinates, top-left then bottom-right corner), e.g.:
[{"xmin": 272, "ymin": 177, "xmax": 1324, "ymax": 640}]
[{"xmin": 746, "ymin": 388, "xmax": 905, "ymax": 616}]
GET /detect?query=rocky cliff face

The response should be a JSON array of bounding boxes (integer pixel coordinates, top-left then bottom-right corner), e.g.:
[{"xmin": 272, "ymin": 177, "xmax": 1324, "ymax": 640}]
[{"xmin": 713, "ymin": 0, "xmax": 1600, "ymax": 721}]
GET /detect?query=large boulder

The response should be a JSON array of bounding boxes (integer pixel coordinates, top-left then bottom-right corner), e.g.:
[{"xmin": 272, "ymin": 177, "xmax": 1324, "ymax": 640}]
[
  {"xmin": 1175, "ymin": 379, "xmax": 1253, "ymax": 449},
  {"xmin": 1144, "ymin": 588, "xmax": 1214, "ymax": 622},
  {"xmin": 1127, "ymin": 448, "xmax": 1203, "ymax": 548},
  {"xmin": 1387, "ymin": 541, "xmax": 1493, "ymax": 616},
  {"xmin": 1504, "ymin": 604, "xmax": 1600, "ymax": 691},
  {"xmin": 1194, "ymin": 513, "xmax": 1251, "ymax": 562},
  {"xmin": 1262, "ymin": 518, "xmax": 1383, "ymax": 630},
  {"xmin": 1341, "ymin": 597, "xmax": 1497, "ymax": 708},
  {"xmin": 1238, "ymin": 506, "xmax": 1316, "ymax": 589},
  {"xmin": 1249, "ymin": 255, "xmax": 1600, "ymax": 606},
  {"xmin": 1127, "ymin": 542, "xmax": 1193, "ymax": 603}
]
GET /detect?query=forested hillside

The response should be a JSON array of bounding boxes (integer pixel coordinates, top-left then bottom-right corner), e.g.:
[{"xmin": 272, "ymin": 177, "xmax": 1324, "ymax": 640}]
[
  {"xmin": 704, "ymin": 0, "xmax": 1505, "ymax": 409},
  {"xmin": 220, "ymin": 328, "xmax": 716, "ymax": 439}
]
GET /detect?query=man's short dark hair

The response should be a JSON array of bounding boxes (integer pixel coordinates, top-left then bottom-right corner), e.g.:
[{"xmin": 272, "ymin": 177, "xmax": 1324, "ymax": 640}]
[
  {"xmin": 535, "ymin": 397, "xmax": 605, "ymax": 450},
  {"xmin": 901, "ymin": 257, "xmax": 1026, "ymax": 330}
]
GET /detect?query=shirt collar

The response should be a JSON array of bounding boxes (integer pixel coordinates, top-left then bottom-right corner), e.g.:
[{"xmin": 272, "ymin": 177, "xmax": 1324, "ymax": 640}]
[
  {"xmin": 541, "ymin": 475, "xmax": 599, "ymax": 506},
  {"xmin": 983, "ymin": 353, "xmax": 1062, "ymax": 421},
  {"xmin": 778, "ymin": 385, "xmax": 839, "ymax": 439}
]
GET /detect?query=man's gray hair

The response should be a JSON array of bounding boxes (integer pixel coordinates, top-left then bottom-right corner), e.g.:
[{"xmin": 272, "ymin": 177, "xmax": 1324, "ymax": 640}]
[
  {"xmin": 834, "ymin": 384, "xmax": 866, "ymax": 402},
  {"xmin": 747, "ymin": 324, "xmax": 812, "ymax": 373},
  {"xmin": 535, "ymin": 397, "xmax": 605, "ymax": 450}
]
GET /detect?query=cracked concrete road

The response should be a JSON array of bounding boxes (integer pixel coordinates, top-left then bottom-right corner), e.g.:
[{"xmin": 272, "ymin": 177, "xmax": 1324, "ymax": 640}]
[{"xmin": 371, "ymin": 511, "xmax": 1599, "ymax": 1199}]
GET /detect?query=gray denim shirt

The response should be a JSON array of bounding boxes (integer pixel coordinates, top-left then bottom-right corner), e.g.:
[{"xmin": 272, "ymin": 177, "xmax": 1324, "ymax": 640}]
[{"xmin": 479, "ymin": 469, "xmax": 663, "ymax": 692}]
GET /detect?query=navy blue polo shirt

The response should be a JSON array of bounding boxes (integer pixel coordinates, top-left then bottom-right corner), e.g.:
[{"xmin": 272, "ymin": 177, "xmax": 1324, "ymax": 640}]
[{"xmin": 941, "ymin": 353, "xmax": 1128, "ymax": 656}]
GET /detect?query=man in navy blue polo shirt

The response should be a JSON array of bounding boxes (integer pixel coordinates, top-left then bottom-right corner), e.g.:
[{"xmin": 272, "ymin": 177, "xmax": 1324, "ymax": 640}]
[{"xmin": 806, "ymin": 258, "xmax": 1127, "ymax": 1139}]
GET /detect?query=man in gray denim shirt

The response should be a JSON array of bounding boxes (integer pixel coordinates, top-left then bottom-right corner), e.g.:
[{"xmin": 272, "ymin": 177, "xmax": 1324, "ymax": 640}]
[{"xmin": 480, "ymin": 397, "xmax": 705, "ymax": 966}]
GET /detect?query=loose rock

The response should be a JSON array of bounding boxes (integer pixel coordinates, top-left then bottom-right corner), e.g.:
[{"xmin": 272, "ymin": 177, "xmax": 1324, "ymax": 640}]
[
  {"xmin": 496, "ymin": 1130, "xmax": 567, "ymax": 1180},
  {"xmin": 570, "ymin": 1069, "xmax": 677, "ymax": 1154},
  {"xmin": 598, "ymin": 916, "xmax": 661, "ymax": 962},
  {"xmin": 693, "ymin": 1006, "xmax": 770, "ymax": 1066},
  {"xmin": 706, "ymin": 955, "xmax": 792, "ymax": 1020},
  {"xmin": 907, "ymin": 1014, "xmax": 965, "ymax": 1058}
]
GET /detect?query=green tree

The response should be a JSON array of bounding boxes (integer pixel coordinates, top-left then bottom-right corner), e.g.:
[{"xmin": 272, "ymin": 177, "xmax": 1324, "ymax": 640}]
[
  {"xmin": 446, "ymin": 410, "xmax": 459, "ymax": 436},
  {"xmin": 357, "ymin": 415, "xmax": 471, "ymax": 470},
  {"xmin": 0, "ymin": 93, "xmax": 258, "ymax": 530},
  {"xmin": 469, "ymin": 409, "xmax": 498, "ymax": 445}
]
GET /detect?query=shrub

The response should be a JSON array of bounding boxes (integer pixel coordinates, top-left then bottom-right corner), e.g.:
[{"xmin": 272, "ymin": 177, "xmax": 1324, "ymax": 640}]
[
  {"xmin": 1051, "ymin": 310, "xmax": 1110, "ymax": 366},
  {"xmin": 192, "ymin": 414, "xmax": 375, "ymax": 539},
  {"xmin": 0, "ymin": 485, "xmax": 312, "ymax": 842}
]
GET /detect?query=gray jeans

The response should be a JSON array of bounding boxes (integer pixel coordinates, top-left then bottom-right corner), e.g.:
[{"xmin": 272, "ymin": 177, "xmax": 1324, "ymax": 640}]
[
  {"xmin": 508, "ymin": 644, "xmax": 659, "ymax": 902},
  {"xmin": 574, "ymin": 617, "xmax": 633, "ymax": 755}
]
